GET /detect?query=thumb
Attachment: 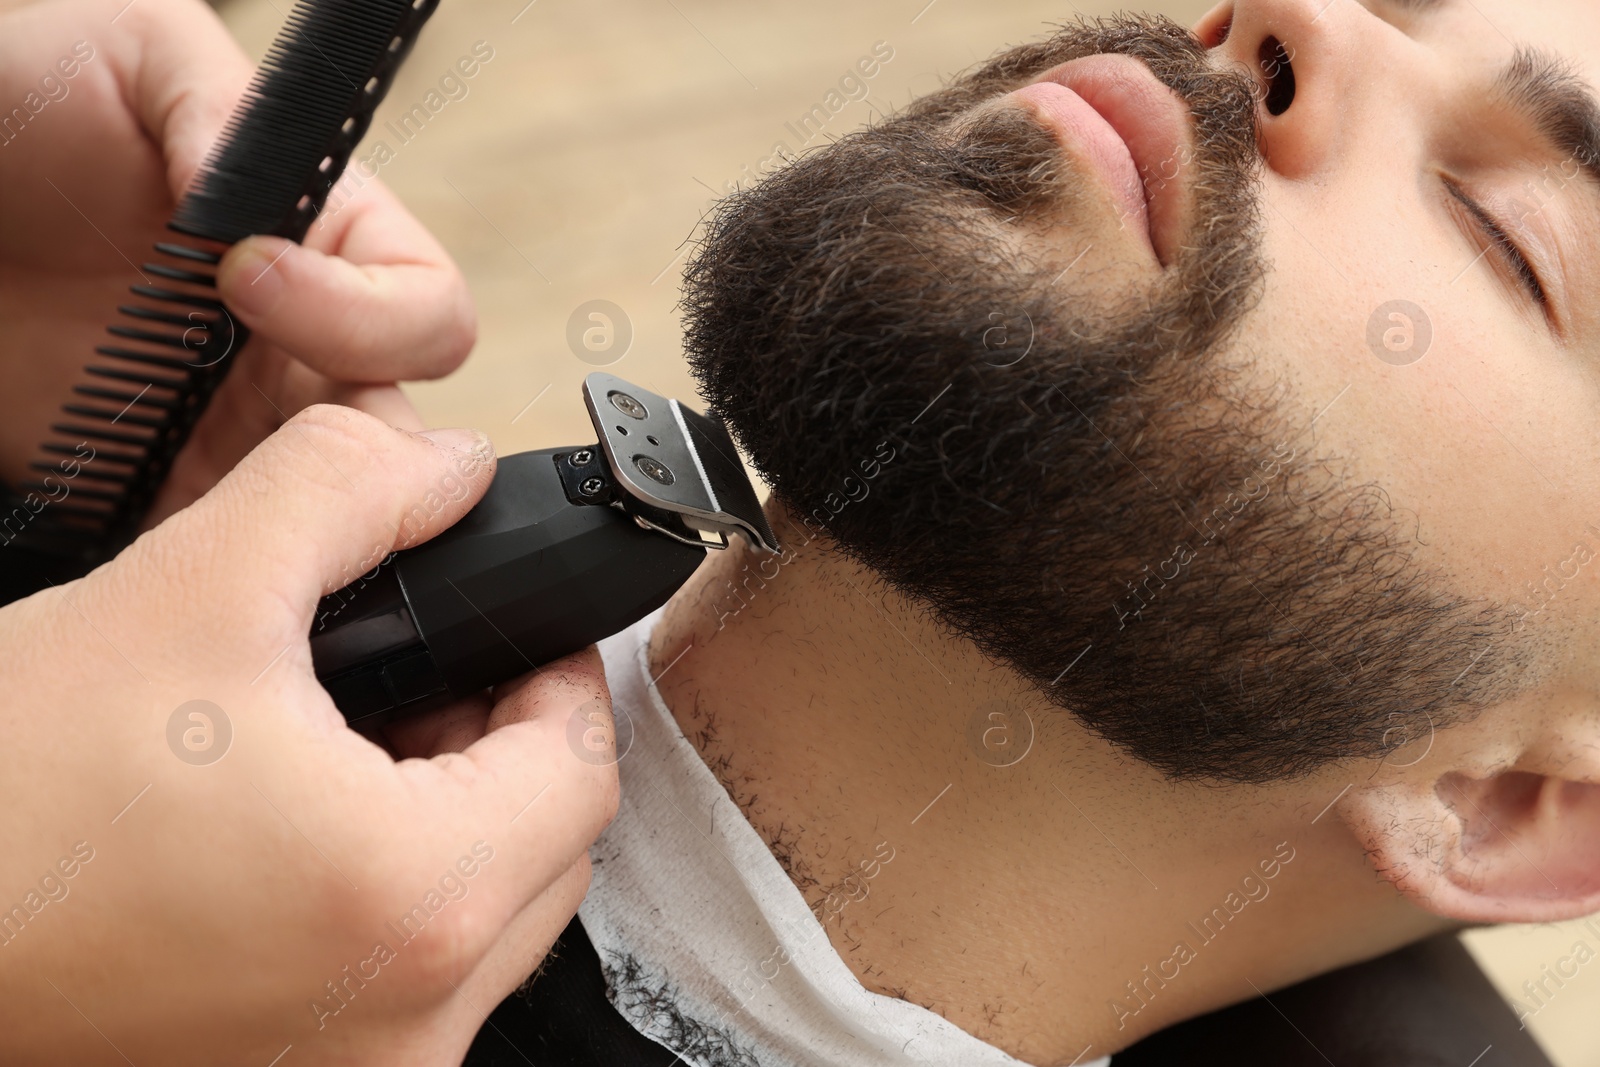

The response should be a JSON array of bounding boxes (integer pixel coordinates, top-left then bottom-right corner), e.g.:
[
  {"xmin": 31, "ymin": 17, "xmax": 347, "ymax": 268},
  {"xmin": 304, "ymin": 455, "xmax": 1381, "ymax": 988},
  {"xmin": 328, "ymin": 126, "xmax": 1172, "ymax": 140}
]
[
  {"xmin": 158, "ymin": 405, "xmax": 496, "ymax": 628},
  {"xmin": 399, "ymin": 649, "xmax": 620, "ymax": 928}
]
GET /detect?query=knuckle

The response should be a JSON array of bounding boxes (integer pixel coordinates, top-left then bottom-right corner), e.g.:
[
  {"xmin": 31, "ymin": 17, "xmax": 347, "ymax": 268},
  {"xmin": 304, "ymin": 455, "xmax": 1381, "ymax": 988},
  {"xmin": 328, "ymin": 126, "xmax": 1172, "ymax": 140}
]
[
  {"xmin": 433, "ymin": 751, "xmax": 482, "ymax": 790},
  {"xmin": 286, "ymin": 401, "xmax": 386, "ymax": 443},
  {"xmin": 393, "ymin": 891, "xmax": 487, "ymax": 988},
  {"xmin": 276, "ymin": 404, "xmax": 396, "ymax": 475},
  {"xmin": 347, "ymin": 856, "xmax": 491, "ymax": 989}
]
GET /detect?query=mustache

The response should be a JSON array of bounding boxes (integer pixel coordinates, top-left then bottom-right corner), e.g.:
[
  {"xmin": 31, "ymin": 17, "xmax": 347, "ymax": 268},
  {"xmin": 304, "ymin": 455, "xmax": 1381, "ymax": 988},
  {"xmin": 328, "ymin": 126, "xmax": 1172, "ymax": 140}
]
[
  {"xmin": 944, "ymin": 105, "xmax": 1072, "ymax": 215},
  {"xmin": 920, "ymin": 13, "xmax": 1262, "ymax": 219},
  {"xmin": 908, "ymin": 13, "xmax": 1254, "ymax": 125}
]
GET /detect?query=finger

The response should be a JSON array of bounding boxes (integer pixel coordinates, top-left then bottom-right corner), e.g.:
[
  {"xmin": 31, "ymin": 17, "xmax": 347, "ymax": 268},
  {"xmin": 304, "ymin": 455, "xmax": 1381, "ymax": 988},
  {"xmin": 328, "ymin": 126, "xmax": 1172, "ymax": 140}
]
[
  {"xmin": 215, "ymin": 196, "xmax": 476, "ymax": 382},
  {"xmin": 399, "ymin": 648, "xmax": 619, "ymax": 920},
  {"xmin": 119, "ymin": 0, "xmax": 255, "ymax": 198},
  {"xmin": 338, "ymin": 383, "xmax": 426, "ymax": 431},
  {"xmin": 144, "ymin": 405, "xmax": 496, "ymax": 629},
  {"xmin": 384, "ymin": 693, "xmax": 492, "ymax": 762},
  {"xmin": 147, "ymin": 372, "xmax": 422, "ymax": 528},
  {"xmin": 120, "ymin": 0, "xmax": 477, "ymax": 383},
  {"xmin": 245, "ymin": 365, "xmax": 424, "ymax": 433},
  {"xmin": 446, "ymin": 855, "xmax": 593, "ymax": 1032}
]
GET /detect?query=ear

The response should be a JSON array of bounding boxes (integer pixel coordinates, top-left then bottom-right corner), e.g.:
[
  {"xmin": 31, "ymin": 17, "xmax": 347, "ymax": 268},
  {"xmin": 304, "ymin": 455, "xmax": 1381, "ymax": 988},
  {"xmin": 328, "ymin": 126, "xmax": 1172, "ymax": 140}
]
[{"xmin": 1342, "ymin": 766, "xmax": 1600, "ymax": 924}]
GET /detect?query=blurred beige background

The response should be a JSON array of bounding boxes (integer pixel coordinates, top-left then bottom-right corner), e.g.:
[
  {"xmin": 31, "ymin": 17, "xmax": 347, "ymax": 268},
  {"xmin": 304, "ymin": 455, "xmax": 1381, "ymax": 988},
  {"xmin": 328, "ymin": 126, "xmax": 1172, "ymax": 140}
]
[{"xmin": 213, "ymin": 1, "xmax": 1600, "ymax": 1062}]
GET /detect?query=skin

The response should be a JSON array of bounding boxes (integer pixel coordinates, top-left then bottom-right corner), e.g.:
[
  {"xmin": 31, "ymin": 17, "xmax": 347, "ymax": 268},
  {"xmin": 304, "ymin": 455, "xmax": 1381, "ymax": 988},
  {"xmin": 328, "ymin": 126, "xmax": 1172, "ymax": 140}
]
[
  {"xmin": 0, "ymin": 1, "xmax": 617, "ymax": 1063},
  {"xmin": 652, "ymin": 0, "xmax": 1600, "ymax": 1061},
  {"xmin": 0, "ymin": 0, "xmax": 476, "ymax": 522}
]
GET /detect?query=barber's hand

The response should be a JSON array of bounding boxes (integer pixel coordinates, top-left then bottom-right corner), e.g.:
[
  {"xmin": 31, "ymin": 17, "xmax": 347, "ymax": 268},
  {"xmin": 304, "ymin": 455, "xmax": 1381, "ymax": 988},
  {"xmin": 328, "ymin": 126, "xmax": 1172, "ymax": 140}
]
[
  {"xmin": 0, "ymin": 0, "xmax": 474, "ymax": 521},
  {"xmin": 0, "ymin": 409, "xmax": 619, "ymax": 1066}
]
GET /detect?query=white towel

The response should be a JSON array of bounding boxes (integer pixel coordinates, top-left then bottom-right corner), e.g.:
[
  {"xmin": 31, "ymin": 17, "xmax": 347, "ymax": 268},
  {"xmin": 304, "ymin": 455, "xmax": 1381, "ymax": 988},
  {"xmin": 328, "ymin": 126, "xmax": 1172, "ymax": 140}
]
[{"xmin": 579, "ymin": 609, "xmax": 1111, "ymax": 1067}]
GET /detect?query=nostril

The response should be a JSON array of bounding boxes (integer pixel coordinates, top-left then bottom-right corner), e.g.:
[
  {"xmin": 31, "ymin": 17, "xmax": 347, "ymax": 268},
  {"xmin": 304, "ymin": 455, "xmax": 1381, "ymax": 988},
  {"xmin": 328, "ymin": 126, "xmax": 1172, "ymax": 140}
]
[{"xmin": 1257, "ymin": 36, "xmax": 1296, "ymax": 116}]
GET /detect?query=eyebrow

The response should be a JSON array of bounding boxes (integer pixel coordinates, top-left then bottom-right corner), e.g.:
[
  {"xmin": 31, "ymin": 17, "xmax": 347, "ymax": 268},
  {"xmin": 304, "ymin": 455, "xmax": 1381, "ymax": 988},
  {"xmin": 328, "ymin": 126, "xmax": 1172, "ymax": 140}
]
[
  {"xmin": 1492, "ymin": 46, "xmax": 1600, "ymax": 190},
  {"xmin": 1371, "ymin": 0, "xmax": 1600, "ymax": 187}
]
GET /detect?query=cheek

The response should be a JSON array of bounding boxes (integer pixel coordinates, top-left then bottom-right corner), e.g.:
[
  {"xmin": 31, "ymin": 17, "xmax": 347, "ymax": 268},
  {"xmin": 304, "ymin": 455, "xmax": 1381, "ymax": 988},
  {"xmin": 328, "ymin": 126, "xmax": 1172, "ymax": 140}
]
[
  {"xmin": 1348, "ymin": 324, "xmax": 1587, "ymax": 620},
  {"xmin": 1250, "ymin": 179, "xmax": 1600, "ymax": 631}
]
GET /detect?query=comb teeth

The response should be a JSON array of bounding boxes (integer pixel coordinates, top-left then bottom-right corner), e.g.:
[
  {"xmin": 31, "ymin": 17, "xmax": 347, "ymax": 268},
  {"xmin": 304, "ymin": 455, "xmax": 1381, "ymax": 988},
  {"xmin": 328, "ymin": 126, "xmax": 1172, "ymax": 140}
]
[
  {"xmin": 116, "ymin": 304, "xmax": 220, "ymax": 329},
  {"xmin": 29, "ymin": 461, "xmax": 135, "ymax": 487},
  {"xmin": 70, "ymin": 386, "xmax": 183, "ymax": 412},
  {"xmin": 10, "ymin": 0, "xmax": 442, "ymax": 563},
  {"xmin": 171, "ymin": 0, "xmax": 437, "ymax": 245},
  {"xmin": 15, "ymin": 237, "xmax": 241, "ymax": 550},
  {"xmin": 152, "ymin": 242, "xmax": 221, "ymax": 264},
  {"xmin": 85, "ymin": 364, "xmax": 188, "ymax": 389}
]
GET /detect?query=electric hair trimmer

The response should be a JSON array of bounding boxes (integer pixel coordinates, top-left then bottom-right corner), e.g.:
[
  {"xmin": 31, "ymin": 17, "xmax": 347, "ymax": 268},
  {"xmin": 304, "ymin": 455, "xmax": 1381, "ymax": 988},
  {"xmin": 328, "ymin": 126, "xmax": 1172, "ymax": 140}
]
[{"xmin": 309, "ymin": 372, "xmax": 778, "ymax": 728}]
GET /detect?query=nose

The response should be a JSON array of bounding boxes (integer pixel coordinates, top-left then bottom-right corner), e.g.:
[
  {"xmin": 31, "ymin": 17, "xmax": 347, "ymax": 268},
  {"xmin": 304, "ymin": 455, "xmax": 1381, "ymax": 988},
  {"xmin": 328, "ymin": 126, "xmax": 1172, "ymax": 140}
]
[{"xmin": 1191, "ymin": 0, "xmax": 1366, "ymax": 179}]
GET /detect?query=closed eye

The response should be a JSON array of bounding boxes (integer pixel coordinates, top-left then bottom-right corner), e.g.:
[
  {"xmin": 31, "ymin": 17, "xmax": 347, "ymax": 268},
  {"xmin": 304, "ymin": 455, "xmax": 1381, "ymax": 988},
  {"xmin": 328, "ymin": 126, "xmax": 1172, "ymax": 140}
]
[{"xmin": 1442, "ymin": 176, "xmax": 1550, "ymax": 310}]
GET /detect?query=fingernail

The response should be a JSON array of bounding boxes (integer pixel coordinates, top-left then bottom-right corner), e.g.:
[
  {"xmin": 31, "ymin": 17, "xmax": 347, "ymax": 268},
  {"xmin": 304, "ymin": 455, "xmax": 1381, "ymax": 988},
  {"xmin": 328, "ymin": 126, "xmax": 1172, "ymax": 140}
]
[
  {"xmin": 221, "ymin": 237, "xmax": 292, "ymax": 316},
  {"xmin": 419, "ymin": 427, "xmax": 493, "ymax": 457}
]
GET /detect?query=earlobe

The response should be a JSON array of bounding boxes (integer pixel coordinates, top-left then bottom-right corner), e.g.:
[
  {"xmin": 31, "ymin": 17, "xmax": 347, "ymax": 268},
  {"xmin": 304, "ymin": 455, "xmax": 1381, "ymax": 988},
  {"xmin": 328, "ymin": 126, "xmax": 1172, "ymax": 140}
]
[{"xmin": 1343, "ymin": 770, "xmax": 1600, "ymax": 924}]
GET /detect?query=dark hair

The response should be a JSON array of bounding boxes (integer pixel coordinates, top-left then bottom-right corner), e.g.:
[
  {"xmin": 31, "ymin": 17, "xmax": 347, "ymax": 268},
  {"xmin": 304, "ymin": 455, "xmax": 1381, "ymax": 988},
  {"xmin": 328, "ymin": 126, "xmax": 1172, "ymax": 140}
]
[{"xmin": 681, "ymin": 14, "xmax": 1528, "ymax": 782}]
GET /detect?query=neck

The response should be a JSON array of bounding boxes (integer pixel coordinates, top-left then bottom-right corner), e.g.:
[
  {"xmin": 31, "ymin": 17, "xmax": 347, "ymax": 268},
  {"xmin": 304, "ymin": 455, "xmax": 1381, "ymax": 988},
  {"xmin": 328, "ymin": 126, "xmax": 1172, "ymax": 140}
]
[{"xmin": 649, "ymin": 502, "xmax": 1446, "ymax": 1063}]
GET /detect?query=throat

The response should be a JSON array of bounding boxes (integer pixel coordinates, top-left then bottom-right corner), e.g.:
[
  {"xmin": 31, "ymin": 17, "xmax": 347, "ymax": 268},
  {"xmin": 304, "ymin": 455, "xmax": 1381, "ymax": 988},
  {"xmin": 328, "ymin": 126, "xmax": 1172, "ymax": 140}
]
[
  {"xmin": 641, "ymin": 506, "xmax": 1447, "ymax": 1064},
  {"xmin": 648, "ymin": 518, "xmax": 922, "ymax": 901},
  {"xmin": 645, "ymin": 512, "xmax": 1104, "ymax": 1061}
]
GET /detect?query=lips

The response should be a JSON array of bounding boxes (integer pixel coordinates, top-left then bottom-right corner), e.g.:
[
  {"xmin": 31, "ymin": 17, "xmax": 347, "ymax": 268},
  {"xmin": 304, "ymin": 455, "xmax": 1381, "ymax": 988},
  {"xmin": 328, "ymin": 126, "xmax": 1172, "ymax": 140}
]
[{"xmin": 1007, "ymin": 54, "xmax": 1194, "ymax": 266}]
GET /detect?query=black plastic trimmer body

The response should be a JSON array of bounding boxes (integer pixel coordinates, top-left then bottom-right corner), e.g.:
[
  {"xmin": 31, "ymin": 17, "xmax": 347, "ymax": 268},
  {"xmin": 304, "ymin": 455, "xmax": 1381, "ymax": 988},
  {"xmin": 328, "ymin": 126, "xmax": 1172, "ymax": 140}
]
[{"xmin": 310, "ymin": 373, "xmax": 778, "ymax": 729}]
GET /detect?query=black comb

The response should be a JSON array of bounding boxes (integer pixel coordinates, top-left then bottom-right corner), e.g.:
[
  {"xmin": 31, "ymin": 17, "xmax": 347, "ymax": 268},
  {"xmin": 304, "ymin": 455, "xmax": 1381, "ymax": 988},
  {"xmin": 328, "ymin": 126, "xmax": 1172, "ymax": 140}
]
[{"xmin": 12, "ymin": 0, "xmax": 441, "ymax": 565}]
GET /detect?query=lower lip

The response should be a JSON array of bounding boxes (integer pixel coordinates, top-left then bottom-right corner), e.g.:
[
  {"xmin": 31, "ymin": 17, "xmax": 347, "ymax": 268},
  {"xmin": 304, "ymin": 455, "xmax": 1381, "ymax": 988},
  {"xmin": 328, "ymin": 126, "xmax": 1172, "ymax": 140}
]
[{"xmin": 1008, "ymin": 80, "xmax": 1152, "ymax": 255}]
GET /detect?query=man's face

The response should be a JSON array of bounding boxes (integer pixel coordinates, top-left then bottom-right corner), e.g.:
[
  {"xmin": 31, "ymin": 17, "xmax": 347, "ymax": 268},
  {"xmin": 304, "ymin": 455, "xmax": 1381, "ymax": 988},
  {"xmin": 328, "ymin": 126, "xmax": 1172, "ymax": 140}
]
[
  {"xmin": 683, "ymin": 0, "xmax": 1600, "ymax": 782},
  {"xmin": 1212, "ymin": 0, "xmax": 1600, "ymax": 743},
  {"xmin": 1196, "ymin": 0, "xmax": 1600, "ymax": 779}
]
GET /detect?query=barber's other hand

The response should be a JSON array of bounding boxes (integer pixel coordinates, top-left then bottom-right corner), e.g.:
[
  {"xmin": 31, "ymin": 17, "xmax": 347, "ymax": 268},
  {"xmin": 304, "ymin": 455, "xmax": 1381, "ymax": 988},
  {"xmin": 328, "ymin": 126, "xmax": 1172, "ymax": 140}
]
[
  {"xmin": 0, "ymin": 408, "xmax": 619, "ymax": 1066},
  {"xmin": 0, "ymin": 0, "xmax": 474, "ymax": 520}
]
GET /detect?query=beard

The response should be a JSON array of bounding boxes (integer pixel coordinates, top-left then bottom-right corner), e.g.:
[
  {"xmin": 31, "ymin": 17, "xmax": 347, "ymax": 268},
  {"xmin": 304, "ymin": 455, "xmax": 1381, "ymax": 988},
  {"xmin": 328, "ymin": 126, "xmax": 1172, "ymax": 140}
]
[{"xmin": 680, "ymin": 13, "xmax": 1531, "ymax": 783}]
